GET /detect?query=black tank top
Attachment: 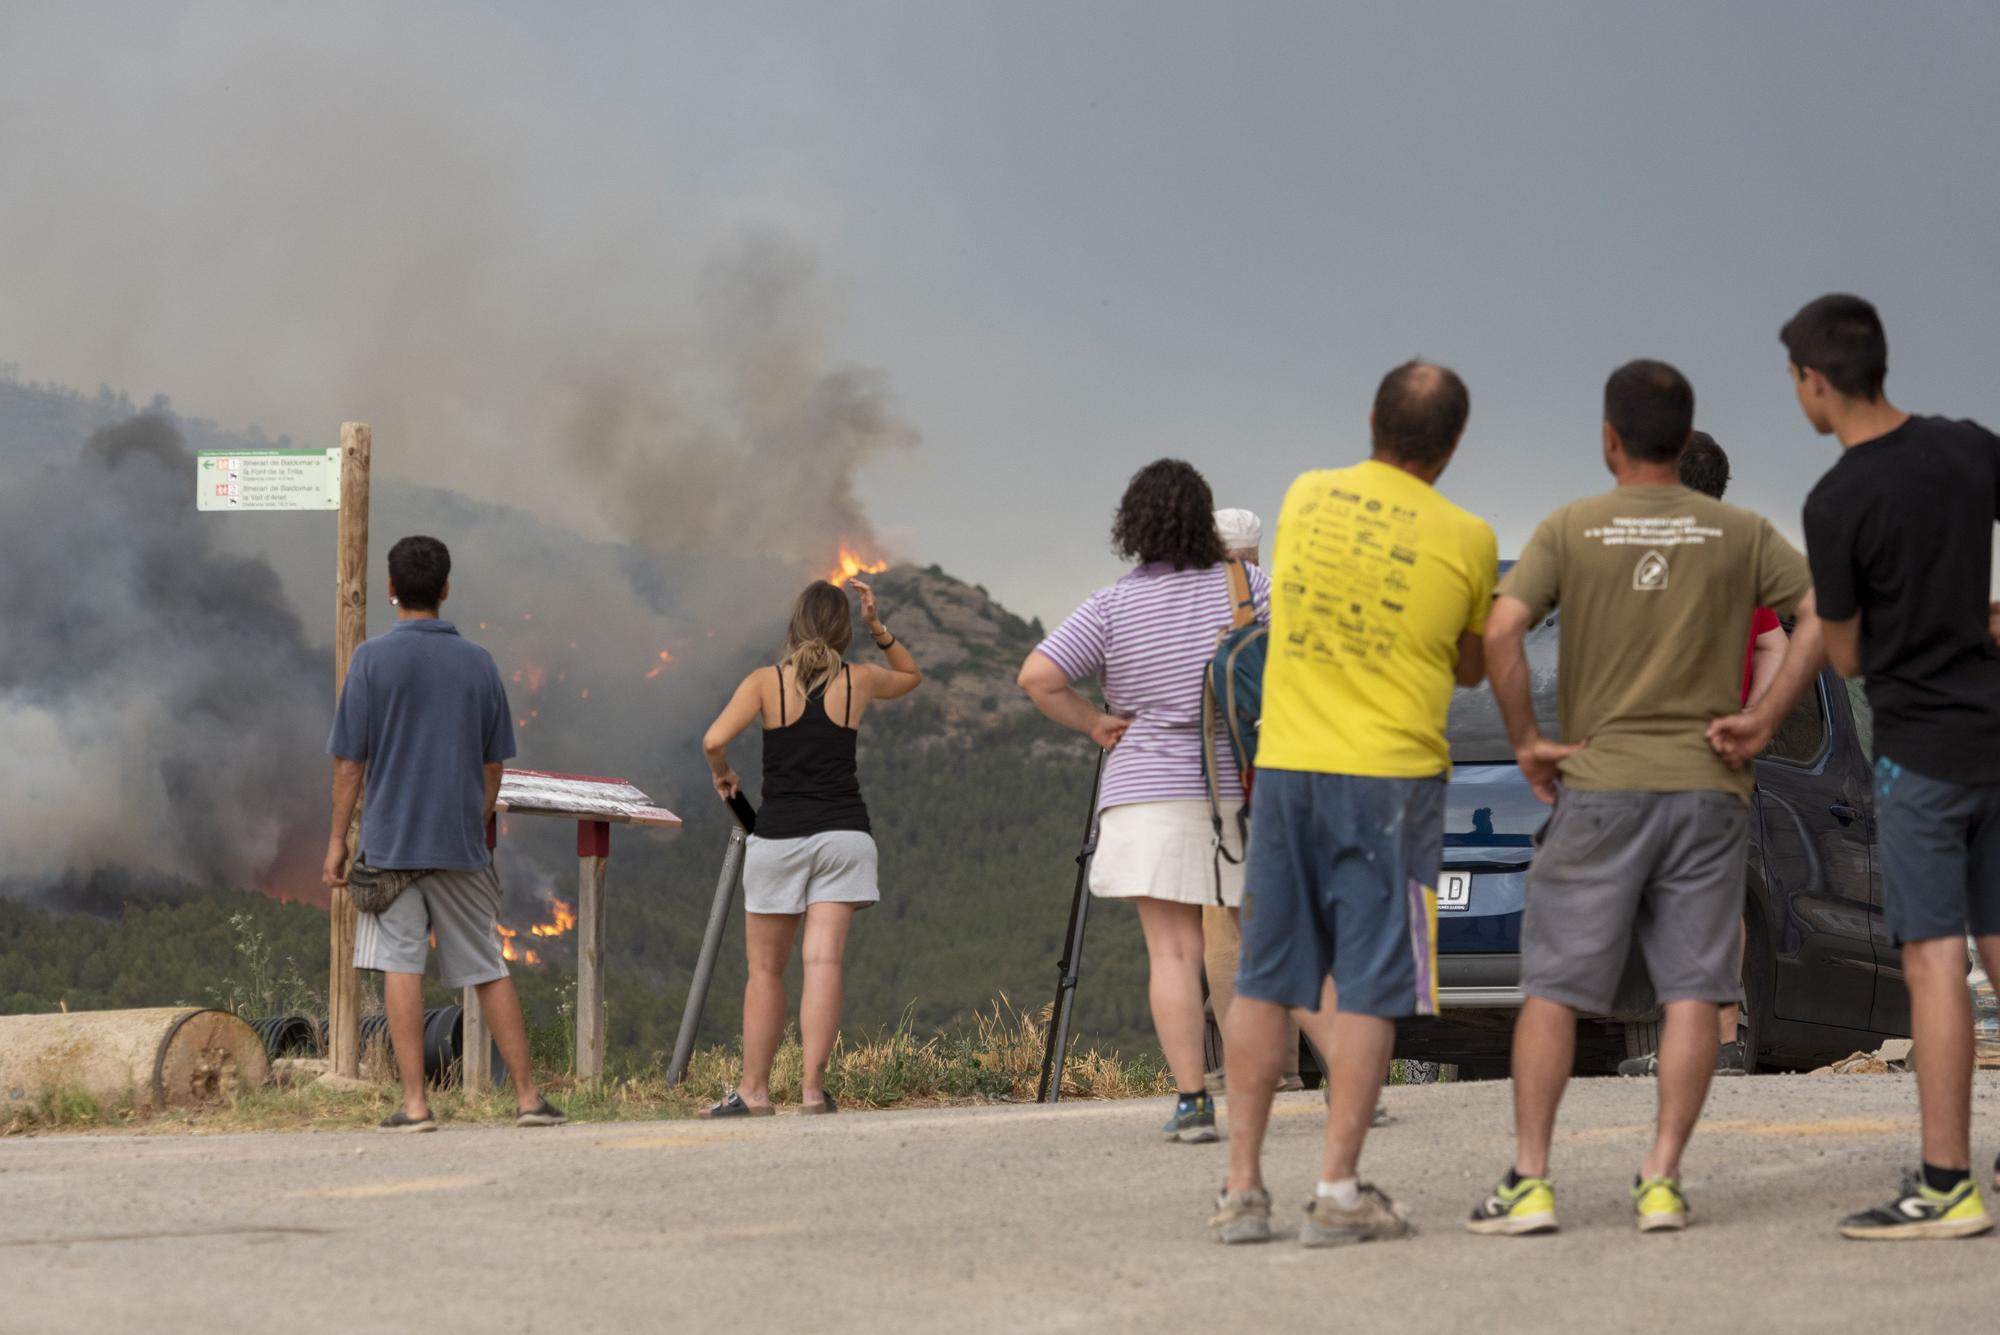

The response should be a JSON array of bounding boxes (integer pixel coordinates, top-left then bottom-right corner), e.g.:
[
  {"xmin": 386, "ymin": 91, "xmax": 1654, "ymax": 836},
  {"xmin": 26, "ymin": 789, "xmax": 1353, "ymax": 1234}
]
[{"xmin": 756, "ymin": 664, "xmax": 871, "ymax": 840}]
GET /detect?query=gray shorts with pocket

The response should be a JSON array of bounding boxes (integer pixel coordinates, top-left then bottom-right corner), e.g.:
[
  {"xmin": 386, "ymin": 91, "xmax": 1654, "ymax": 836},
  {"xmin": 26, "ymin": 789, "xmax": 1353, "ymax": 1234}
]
[
  {"xmin": 1519, "ymin": 788, "xmax": 1749, "ymax": 1013},
  {"xmin": 353, "ymin": 862, "xmax": 509, "ymax": 989},
  {"xmin": 743, "ymin": 830, "xmax": 880, "ymax": 916}
]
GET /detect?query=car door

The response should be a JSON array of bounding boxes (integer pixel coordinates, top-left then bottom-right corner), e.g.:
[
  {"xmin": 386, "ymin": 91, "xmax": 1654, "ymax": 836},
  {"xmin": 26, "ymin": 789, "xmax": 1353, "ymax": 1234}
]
[{"xmin": 1752, "ymin": 670, "xmax": 1880, "ymax": 1031}]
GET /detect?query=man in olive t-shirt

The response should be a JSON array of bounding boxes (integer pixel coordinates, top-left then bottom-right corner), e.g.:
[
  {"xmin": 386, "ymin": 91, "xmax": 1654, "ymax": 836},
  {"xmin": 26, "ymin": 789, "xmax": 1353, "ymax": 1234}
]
[{"xmin": 1465, "ymin": 361, "xmax": 1817, "ymax": 1240}]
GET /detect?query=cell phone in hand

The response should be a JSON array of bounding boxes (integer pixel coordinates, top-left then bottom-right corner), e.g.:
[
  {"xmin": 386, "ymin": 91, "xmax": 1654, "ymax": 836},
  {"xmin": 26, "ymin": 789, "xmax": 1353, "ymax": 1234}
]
[{"xmin": 725, "ymin": 791, "xmax": 757, "ymax": 834}]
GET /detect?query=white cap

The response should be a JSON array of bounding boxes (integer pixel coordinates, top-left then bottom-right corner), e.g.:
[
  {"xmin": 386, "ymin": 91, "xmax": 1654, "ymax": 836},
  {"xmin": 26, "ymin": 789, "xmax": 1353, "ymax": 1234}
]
[{"xmin": 1214, "ymin": 508, "xmax": 1263, "ymax": 551}]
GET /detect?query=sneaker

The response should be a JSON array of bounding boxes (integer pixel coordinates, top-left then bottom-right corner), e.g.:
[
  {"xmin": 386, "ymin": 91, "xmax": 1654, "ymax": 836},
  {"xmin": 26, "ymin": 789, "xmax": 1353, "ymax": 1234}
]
[
  {"xmin": 1210, "ymin": 1186, "xmax": 1273, "ymax": 1244},
  {"xmin": 1839, "ymin": 1170, "xmax": 1994, "ymax": 1240},
  {"xmin": 1633, "ymin": 1176, "xmax": 1690, "ymax": 1232},
  {"xmin": 1617, "ymin": 1041, "xmax": 1748, "ymax": 1078},
  {"xmin": 1466, "ymin": 1174, "xmax": 1559, "ymax": 1235},
  {"xmin": 1299, "ymin": 1183, "xmax": 1412, "ymax": 1247},
  {"xmin": 515, "ymin": 1098, "xmax": 568, "ymax": 1128},
  {"xmin": 377, "ymin": 1109, "xmax": 437, "ymax": 1134},
  {"xmin": 1162, "ymin": 1093, "xmax": 1220, "ymax": 1143}
]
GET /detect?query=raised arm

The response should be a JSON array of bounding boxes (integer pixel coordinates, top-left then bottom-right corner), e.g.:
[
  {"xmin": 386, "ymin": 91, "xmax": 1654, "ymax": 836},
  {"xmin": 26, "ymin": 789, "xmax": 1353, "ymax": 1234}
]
[
  {"xmin": 850, "ymin": 579, "xmax": 922, "ymax": 700},
  {"xmin": 1484, "ymin": 594, "xmax": 1579, "ymax": 803},
  {"xmin": 702, "ymin": 671, "xmax": 766, "ymax": 800}
]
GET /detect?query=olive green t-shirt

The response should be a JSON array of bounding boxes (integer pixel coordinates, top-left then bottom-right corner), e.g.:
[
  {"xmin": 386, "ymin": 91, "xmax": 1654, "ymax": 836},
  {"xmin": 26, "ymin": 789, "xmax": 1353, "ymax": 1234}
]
[{"xmin": 1498, "ymin": 484, "xmax": 1811, "ymax": 797}]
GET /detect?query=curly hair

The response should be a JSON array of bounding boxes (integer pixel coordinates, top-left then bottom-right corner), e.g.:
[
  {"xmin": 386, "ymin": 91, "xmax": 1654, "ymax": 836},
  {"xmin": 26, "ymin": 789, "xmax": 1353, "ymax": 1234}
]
[
  {"xmin": 1678, "ymin": 431, "xmax": 1730, "ymax": 499},
  {"xmin": 1111, "ymin": 459, "xmax": 1225, "ymax": 570}
]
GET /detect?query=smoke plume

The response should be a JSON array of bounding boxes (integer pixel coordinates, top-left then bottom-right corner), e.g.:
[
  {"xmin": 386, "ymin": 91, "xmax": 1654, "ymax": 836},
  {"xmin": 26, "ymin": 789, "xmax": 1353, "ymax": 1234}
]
[{"xmin": 0, "ymin": 415, "xmax": 328, "ymax": 896}]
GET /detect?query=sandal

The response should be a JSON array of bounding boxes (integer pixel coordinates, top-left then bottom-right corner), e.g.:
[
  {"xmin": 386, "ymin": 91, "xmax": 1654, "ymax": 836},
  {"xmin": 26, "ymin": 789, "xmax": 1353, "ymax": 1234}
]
[
  {"xmin": 801, "ymin": 1092, "xmax": 837, "ymax": 1116},
  {"xmin": 700, "ymin": 1091, "xmax": 774, "ymax": 1119}
]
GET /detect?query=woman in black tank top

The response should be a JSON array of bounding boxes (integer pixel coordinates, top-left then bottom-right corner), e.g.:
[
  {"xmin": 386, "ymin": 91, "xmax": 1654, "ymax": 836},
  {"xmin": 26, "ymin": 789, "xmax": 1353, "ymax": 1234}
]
[{"xmin": 699, "ymin": 577, "xmax": 923, "ymax": 1117}]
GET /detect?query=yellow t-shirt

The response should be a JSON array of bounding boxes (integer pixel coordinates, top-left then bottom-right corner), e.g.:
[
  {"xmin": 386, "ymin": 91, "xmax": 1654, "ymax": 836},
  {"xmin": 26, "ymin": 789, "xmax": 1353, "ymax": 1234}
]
[{"xmin": 1259, "ymin": 460, "xmax": 1498, "ymax": 778}]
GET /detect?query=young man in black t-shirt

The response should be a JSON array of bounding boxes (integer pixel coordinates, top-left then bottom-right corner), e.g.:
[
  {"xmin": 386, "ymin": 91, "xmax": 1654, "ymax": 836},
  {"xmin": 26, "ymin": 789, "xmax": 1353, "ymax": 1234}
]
[{"xmin": 1711, "ymin": 294, "xmax": 2000, "ymax": 1240}]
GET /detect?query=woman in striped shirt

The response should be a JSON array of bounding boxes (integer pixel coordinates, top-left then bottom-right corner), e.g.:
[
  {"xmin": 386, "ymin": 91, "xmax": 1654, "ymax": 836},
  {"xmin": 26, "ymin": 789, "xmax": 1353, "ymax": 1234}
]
[{"xmin": 1018, "ymin": 459, "xmax": 1271, "ymax": 1143}]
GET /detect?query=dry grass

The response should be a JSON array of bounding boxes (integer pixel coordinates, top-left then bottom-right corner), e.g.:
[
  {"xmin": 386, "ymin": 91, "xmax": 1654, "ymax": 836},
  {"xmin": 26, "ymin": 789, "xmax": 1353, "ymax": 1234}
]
[{"xmin": 1, "ymin": 997, "xmax": 1170, "ymax": 1137}]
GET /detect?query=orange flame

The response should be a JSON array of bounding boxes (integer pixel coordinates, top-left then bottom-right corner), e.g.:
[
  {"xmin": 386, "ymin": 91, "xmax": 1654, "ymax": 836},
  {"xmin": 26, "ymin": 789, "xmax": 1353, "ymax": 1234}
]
[
  {"xmin": 497, "ymin": 924, "xmax": 542, "ymax": 967},
  {"xmin": 829, "ymin": 543, "xmax": 888, "ymax": 587},
  {"xmin": 529, "ymin": 899, "xmax": 577, "ymax": 938},
  {"xmin": 644, "ymin": 649, "xmax": 673, "ymax": 681}
]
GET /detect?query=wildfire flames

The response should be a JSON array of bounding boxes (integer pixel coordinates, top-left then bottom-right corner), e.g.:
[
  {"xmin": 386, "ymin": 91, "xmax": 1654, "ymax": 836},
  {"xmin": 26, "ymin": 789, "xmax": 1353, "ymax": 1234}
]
[
  {"xmin": 829, "ymin": 543, "xmax": 888, "ymax": 588},
  {"xmin": 499, "ymin": 897, "xmax": 577, "ymax": 967}
]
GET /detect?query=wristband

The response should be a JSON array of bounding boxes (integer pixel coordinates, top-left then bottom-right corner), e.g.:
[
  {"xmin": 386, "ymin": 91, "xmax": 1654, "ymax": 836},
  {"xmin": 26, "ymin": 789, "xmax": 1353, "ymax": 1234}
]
[{"xmin": 875, "ymin": 633, "xmax": 896, "ymax": 649}]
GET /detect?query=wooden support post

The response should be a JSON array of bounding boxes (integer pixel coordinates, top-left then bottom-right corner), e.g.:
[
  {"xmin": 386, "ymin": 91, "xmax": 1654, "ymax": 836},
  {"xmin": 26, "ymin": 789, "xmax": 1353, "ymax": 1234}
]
[
  {"xmin": 576, "ymin": 819, "xmax": 611, "ymax": 1083},
  {"xmin": 329, "ymin": 421, "xmax": 371, "ymax": 1080},
  {"xmin": 462, "ymin": 811, "xmax": 498, "ymax": 1094},
  {"xmin": 460, "ymin": 984, "xmax": 490, "ymax": 1095}
]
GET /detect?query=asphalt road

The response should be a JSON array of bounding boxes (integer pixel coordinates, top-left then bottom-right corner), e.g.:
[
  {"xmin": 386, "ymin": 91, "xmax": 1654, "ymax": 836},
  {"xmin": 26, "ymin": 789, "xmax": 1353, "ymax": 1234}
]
[{"xmin": 5, "ymin": 1073, "xmax": 1998, "ymax": 1334}]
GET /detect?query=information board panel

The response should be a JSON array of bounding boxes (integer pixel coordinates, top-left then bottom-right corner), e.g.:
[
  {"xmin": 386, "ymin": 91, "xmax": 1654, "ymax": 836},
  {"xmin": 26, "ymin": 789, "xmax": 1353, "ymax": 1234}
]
[{"xmin": 196, "ymin": 448, "xmax": 342, "ymax": 511}]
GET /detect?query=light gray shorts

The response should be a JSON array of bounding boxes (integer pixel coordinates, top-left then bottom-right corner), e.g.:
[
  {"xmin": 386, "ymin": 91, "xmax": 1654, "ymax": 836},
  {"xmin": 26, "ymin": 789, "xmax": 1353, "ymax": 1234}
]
[
  {"xmin": 353, "ymin": 862, "xmax": 509, "ymax": 988},
  {"xmin": 1519, "ymin": 788, "xmax": 1749, "ymax": 1014},
  {"xmin": 743, "ymin": 830, "xmax": 880, "ymax": 916}
]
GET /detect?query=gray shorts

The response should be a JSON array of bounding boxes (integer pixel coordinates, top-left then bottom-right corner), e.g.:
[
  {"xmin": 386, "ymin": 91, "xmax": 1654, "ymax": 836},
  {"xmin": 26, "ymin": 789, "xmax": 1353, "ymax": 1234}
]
[
  {"xmin": 1520, "ymin": 789, "xmax": 1748, "ymax": 1013},
  {"xmin": 1875, "ymin": 755, "xmax": 2000, "ymax": 944},
  {"xmin": 353, "ymin": 862, "xmax": 509, "ymax": 988},
  {"xmin": 743, "ymin": 830, "xmax": 880, "ymax": 916}
]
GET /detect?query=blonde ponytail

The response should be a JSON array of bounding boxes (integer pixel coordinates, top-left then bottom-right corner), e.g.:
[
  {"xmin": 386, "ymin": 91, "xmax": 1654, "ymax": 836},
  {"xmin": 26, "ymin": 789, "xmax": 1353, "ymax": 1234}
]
[
  {"xmin": 784, "ymin": 636, "xmax": 844, "ymax": 699},
  {"xmin": 782, "ymin": 580, "xmax": 854, "ymax": 699}
]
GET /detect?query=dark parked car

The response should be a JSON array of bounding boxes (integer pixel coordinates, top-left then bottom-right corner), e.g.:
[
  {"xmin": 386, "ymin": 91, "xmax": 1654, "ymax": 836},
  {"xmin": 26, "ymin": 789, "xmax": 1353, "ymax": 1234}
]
[{"xmin": 1395, "ymin": 609, "xmax": 1908, "ymax": 1074}]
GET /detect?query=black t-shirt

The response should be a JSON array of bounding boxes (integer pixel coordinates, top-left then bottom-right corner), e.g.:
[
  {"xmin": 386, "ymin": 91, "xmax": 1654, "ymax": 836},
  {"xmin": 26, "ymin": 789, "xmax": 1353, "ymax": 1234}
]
[{"xmin": 1803, "ymin": 414, "xmax": 2000, "ymax": 784}]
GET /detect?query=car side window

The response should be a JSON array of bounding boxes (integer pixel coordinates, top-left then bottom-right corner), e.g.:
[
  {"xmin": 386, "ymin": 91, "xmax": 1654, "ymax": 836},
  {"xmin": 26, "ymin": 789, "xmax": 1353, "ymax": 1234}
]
[
  {"xmin": 1844, "ymin": 679, "xmax": 1874, "ymax": 762},
  {"xmin": 1763, "ymin": 679, "xmax": 1828, "ymax": 766}
]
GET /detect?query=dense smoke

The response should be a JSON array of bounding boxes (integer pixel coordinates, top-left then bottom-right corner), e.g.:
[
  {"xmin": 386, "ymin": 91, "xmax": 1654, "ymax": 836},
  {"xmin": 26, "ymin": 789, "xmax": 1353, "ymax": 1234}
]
[
  {"xmin": 0, "ymin": 415, "xmax": 327, "ymax": 897},
  {"xmin": 0, "ymin": 15, "xmax": 922, "ymax": 906}
]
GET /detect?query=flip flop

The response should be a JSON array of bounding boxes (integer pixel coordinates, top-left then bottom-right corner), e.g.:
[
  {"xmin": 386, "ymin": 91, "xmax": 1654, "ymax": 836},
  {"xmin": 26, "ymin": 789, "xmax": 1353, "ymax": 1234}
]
[
  {"xmin": 801, "ymin": 1093, "xmax": 838, "ymax": 1116},
  {"xmin": 700, "ymin": 1091, "xmax": 774, "ymax": 1119}
]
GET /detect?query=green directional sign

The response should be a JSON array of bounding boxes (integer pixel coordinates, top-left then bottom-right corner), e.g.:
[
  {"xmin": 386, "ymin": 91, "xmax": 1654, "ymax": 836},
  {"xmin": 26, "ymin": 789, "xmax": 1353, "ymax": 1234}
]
[{"xmin": 196, "ymin": 448, "xmax": 341, "ymax": 512}]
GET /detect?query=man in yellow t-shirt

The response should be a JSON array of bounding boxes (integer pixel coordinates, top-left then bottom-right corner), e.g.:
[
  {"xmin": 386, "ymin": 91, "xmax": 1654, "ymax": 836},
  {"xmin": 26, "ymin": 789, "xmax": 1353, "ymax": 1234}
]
[{"xmin": 1211, "ymin": 360, "xmax": 1497, "ymax": 1249}]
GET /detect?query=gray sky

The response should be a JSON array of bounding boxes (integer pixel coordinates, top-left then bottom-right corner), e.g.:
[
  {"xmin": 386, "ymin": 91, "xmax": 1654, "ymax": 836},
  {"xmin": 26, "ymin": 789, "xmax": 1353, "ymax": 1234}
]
[{"xmin": 3, "ymin": 1, "xmax": 1997, "ymax": 624}]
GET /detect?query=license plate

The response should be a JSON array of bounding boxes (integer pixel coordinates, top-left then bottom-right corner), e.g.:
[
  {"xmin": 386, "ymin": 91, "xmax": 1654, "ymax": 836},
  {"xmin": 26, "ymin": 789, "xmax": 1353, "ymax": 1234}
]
[{"xmin": 1437, "ymin": 871, "xmax": 1472, "ymax": 913}]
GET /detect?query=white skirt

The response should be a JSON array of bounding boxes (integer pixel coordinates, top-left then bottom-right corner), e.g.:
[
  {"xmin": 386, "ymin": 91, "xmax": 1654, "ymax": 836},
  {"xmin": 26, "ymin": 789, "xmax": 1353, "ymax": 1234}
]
[{"xmin": 1089, "ymin": 799, "xmax": 1247, "ymax": 908}]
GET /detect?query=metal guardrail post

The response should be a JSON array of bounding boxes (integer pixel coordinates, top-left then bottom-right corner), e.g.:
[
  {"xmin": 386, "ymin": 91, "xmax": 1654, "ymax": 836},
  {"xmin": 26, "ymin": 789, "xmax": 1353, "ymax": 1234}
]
[{"xmin": 666, "ymin": 824, "xmax": 747, "ymax": 1086}]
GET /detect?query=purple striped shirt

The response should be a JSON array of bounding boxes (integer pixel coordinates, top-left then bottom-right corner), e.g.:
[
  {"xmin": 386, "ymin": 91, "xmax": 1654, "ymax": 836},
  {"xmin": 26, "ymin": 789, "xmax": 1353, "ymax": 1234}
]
[{"xmin": 1037, "ymin": 561, "xmax": 1272, "ymax": 812}]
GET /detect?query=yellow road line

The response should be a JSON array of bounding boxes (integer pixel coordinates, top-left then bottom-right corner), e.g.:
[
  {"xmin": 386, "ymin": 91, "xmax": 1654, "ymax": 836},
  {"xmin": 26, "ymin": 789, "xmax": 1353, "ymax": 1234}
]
[
  {"xmin": 289, "ymin": 1174, "xmax": 487, "ymax": 1199},
  {"xmin": 602, "ymin": 1128, "xmax": 753, "ymax": 1150},
  {"xmin": 1565, "ymin": 1116, "xmax": 1913, "ymax": 1144}
]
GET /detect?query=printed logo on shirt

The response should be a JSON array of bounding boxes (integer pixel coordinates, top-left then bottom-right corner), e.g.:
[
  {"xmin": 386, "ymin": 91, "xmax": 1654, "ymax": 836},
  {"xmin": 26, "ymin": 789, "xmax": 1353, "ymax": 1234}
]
[{"xmin": 1633, "ymin": 549, "xmax": 1670, "ymax": 591}]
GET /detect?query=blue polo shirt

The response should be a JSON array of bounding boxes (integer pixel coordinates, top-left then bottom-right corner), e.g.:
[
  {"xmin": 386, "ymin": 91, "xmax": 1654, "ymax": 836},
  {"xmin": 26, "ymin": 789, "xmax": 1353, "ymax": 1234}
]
[{"xmin": 328, "ymin": 619, "xmax": 516, "ymax": 870}]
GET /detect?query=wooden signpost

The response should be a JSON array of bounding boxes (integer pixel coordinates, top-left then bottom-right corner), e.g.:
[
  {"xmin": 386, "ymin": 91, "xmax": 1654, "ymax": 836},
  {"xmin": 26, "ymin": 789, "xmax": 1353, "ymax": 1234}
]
[
  {"xmin": 463, "ymin": 769, "xmax": 680, "ymax": 1091},
  {"xmin": 200, "ymin": 421, "xmax": 369, "ymax": 1079},
  {"xmin": 327, "ymin": 424, "xmax": 370, "ymax": 1079}
]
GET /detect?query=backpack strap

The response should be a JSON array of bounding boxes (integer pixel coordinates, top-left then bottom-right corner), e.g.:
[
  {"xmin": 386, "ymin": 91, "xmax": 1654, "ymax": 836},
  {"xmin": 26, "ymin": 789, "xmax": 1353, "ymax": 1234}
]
[
  {"xmin": 1224, "ymin": 558, "xmax": 1256, "ymax": 630},
  {"xmin": 1201, "ymin": 644, "xmax": 1243, "ymax": 910}
]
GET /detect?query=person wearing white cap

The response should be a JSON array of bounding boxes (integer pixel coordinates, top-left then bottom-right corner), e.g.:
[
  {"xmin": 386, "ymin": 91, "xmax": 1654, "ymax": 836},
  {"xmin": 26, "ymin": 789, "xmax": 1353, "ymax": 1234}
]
[{"xmin": 1214, "ymin": 508, "xmax": 1264, "ymax": 565}]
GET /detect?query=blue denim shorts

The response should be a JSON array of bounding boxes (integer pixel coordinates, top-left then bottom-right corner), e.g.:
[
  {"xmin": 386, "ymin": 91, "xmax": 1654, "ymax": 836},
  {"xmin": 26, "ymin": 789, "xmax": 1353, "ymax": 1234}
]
[
  {"xmin": 1234, "ymin": 769, "xmax": 1445, "ymax": 1018},
  {"xmin": 1875, "ymin": 755, "xmax": 2000, "ymax": 945}
]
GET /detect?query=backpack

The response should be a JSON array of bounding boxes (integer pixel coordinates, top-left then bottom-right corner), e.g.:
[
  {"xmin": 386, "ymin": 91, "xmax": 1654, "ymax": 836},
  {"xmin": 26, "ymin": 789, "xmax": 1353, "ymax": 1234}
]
[{"xmin": 1201, "ymin": 559, "xmax": 1264, "ymax": 896}]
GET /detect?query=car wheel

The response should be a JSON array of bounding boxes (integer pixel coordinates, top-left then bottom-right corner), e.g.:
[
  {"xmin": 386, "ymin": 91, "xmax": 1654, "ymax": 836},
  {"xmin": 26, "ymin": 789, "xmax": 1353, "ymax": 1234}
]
[{"xmin": 1623, "ymin": 1017, "xmax": 1662, "ymax": 1060}]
